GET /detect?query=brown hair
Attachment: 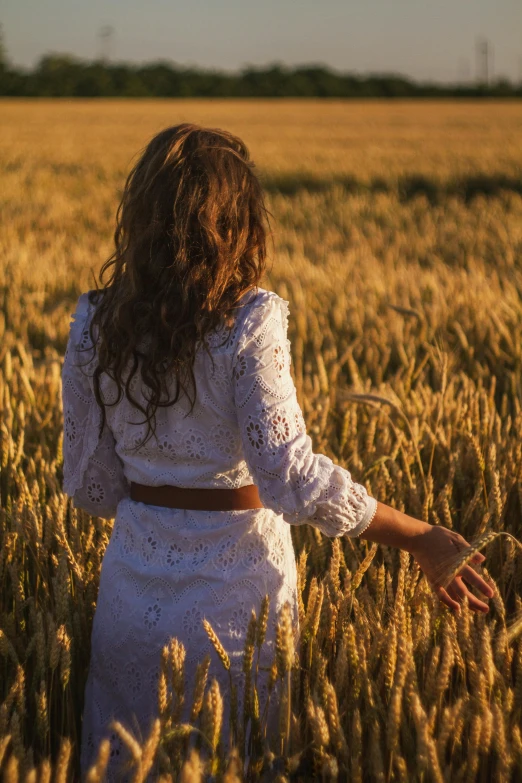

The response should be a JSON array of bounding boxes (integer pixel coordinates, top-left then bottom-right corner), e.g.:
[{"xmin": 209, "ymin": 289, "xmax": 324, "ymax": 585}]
[{"xmin": 86, "ymin": 123, "xmax": 271, "ymax": 446}]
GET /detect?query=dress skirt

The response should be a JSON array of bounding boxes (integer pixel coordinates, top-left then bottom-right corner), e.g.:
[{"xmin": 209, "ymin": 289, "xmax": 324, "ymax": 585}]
[{"xmin": 79, "ymin": 498, "xmax": 301, "ymax": 782}]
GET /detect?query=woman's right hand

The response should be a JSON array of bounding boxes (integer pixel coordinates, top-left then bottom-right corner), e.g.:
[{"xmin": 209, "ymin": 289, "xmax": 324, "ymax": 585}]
[{"xmin": 407, "ymin": 525, "xmax": 494, "ymax": 613}]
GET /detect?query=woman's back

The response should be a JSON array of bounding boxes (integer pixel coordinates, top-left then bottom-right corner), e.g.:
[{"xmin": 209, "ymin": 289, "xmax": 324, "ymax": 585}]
[
  {"xmin": 64, "ymin": 279, "xmax": 377, "ymax": 780},
  {"xmin": 82, "ymin": 285, "xmax": 267, "ymax": 490}
]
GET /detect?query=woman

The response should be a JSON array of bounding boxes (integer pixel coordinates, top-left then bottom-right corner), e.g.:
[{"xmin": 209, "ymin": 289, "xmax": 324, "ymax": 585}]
[{"xmin": 62, "ymin": 123, "xmax": 494, "ymax": 780}]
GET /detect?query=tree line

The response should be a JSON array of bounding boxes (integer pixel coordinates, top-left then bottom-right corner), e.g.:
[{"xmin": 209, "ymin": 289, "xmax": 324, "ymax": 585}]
[{"xmin": 1, "ymin": 55, "xmax": 521, "ymax": 98}]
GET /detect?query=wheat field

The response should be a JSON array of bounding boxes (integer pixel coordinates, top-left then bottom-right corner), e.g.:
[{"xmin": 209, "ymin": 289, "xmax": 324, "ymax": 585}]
[{"xmin": 1, "ymin": 99, "xmax": 522, "ymax": 781}]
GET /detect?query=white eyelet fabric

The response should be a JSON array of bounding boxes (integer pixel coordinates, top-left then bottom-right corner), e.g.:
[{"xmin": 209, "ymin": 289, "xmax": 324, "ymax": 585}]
[{"xmin": 62, "ymin": 286, "xmax": 377, "ymax": 781}]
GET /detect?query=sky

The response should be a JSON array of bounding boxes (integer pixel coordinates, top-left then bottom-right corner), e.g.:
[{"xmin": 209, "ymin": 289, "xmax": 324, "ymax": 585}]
[{"xmin": 2, "ymin": 0, "xmax": 521, "ymax": 84}]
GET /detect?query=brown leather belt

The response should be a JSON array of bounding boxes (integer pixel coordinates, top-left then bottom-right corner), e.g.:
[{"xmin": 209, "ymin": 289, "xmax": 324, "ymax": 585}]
[{"xmin": 130, "ymin": 482, "xmax": 264, "ymax": 511}]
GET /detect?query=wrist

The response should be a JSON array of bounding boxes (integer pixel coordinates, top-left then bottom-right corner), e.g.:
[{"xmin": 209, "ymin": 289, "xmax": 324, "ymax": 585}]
[
  {"xmin": 358, "ymin": 501, "xmax": 432, "ymax": 553},
  {"xmin": 402, "ymin": 518, "xmax": 432, "ymax": 555}
]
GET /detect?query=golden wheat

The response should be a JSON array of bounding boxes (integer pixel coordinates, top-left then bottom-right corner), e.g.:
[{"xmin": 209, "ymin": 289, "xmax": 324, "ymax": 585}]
[{"xmin": 1, "ymin": 99, "xmax": 522, "ymax": 780}]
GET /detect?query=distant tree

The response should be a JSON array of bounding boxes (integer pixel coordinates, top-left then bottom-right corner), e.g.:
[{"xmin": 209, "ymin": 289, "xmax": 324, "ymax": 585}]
[
  {"xmin": 34, "ymin": 54, "xmax": 83, "ymax": 96},
  {"xmin": 0, "ymin": 52, "xmax": 520, "ymax": 98},
  {"xmin": 490, "ymin": 77, "xmax": 516, "ymax": 98}
]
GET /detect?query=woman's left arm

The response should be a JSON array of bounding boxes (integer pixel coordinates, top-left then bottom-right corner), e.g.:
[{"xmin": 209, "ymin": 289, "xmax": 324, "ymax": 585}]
[{"xmin": 61, "ymin": 293, "xmax": 130, "ymax": 519}]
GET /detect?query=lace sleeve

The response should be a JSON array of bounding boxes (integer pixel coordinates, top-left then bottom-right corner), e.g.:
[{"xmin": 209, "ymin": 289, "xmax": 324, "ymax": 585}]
[
  {"xmin": 61, "ymin": 292, "xmax": 130, "ymax": 519},
  {"xmin": 232, "ymin": 291, "xmax": 377, "ymax": 538}
]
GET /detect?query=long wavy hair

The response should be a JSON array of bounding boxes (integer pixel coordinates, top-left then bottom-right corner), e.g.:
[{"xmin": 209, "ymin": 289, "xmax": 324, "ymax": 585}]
[{"xmin": 86, "ymin": 123, "xmax": 271, "ymax": 446}]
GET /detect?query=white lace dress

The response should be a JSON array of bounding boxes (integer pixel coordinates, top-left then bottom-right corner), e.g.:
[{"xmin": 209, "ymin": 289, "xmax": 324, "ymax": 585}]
[{"xmin": 62, "ymin": 285, "xmax": 377, "ymax": 780}]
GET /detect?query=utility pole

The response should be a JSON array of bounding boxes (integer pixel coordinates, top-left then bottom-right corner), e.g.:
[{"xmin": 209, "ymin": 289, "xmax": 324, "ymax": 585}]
[
  {"xmin": 0, "ymin": 23, "xmax": 6, "ymax": 69},
  {"xmin": 476, "ymin": 38, "xmax": 490, "ymax": 85},
  {"xmin": 98, "ymin": 25, "xmax": 114, "ymax": 63}
]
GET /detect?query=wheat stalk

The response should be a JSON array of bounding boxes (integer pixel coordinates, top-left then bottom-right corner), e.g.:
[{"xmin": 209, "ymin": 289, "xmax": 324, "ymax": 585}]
[{"xmin": 202, "ymin": 619, "xmax": 230, "ymax": 671}]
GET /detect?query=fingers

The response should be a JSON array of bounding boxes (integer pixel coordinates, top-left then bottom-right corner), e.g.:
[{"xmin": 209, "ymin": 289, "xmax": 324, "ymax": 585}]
[
  {"xmin": 448, "ymin": 577, "xmax": 490, "ymax": 613},
  {"xmin": 445, "ymin": 582, "xmax": 463, "ymax": 611},
  {"xmin": 458, "ymin": 564, "xmax": 494, "ymax": 598},
  {"xmin": 434, "ymin": 584, "xmax": 461, "ymax": 613},
  {"xmin": 426, "ymin": 537, "xmax": 492, "ymax": 615},
  {"xmin": 433, "ymin": 583, "xmax": 489, "ymax": 615}
]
